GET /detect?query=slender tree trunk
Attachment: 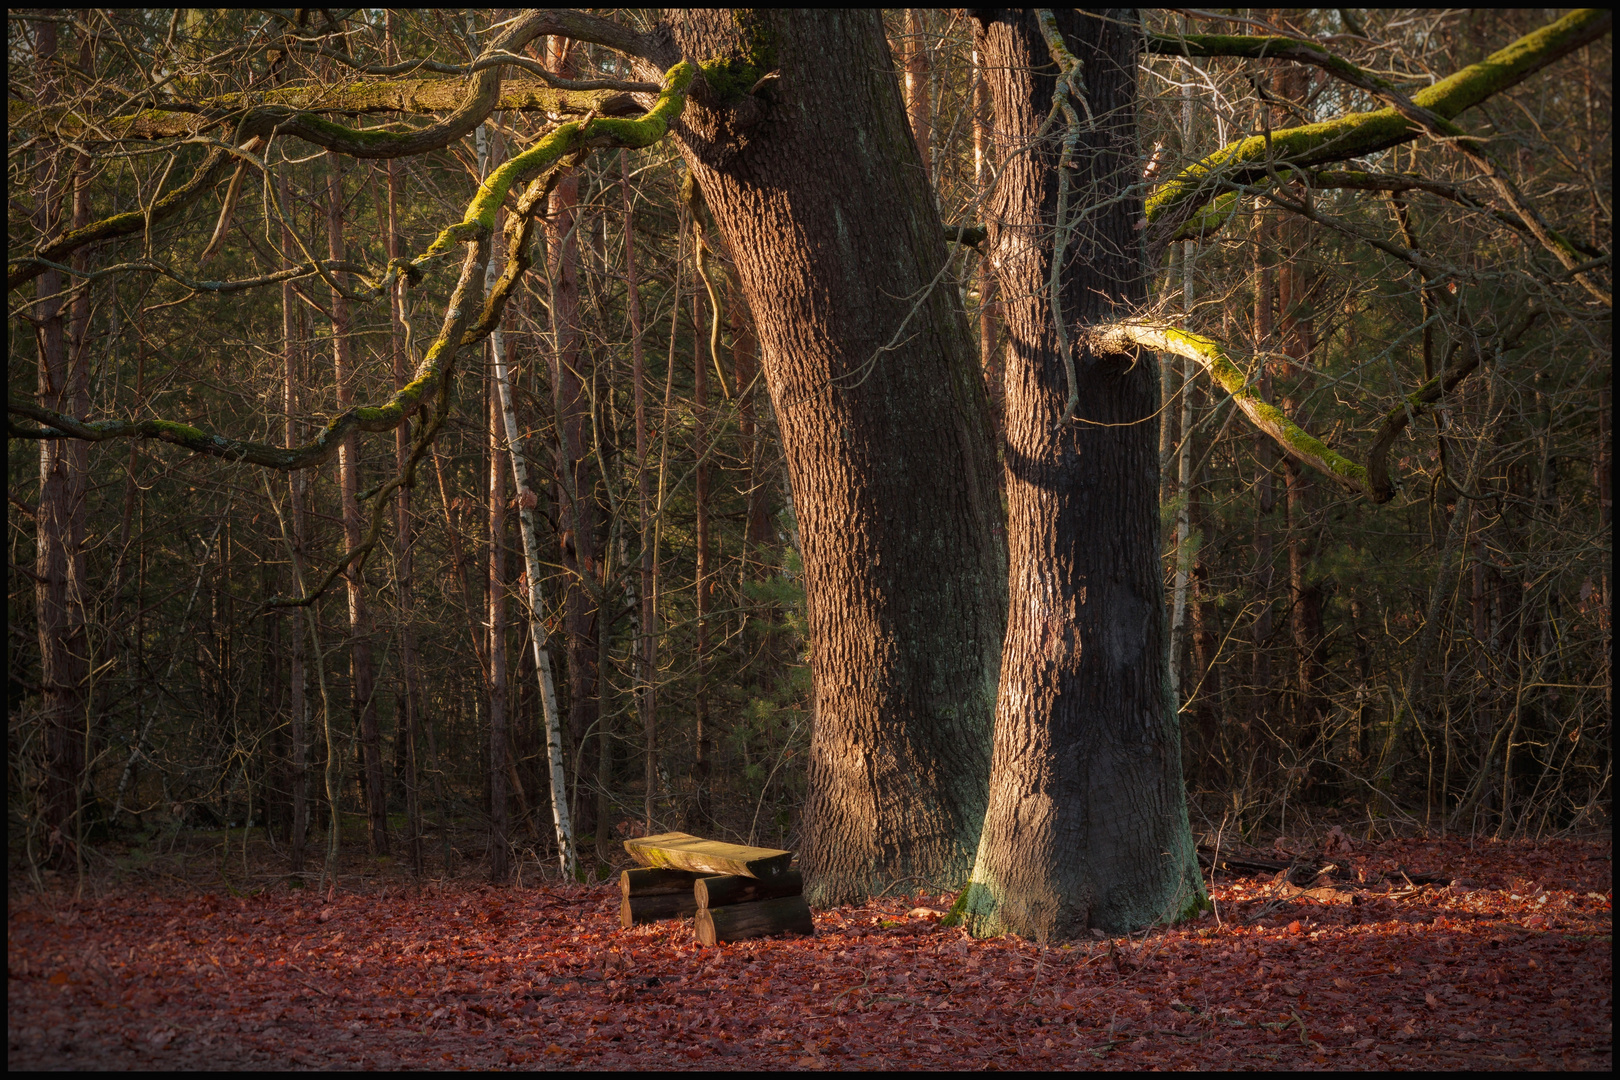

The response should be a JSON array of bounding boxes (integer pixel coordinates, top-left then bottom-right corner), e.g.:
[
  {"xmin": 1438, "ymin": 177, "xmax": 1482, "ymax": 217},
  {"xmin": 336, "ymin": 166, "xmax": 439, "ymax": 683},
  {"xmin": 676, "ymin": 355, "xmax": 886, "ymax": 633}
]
[
  {"xmin": 31, "ymin": 17, "xmax": 89, "ymax": 868},
  {"xmin": 903, "ymin": 9, "xmax": 933, "ymax": 183},
  {"xmin": 664, "ymin": 10, "xmax": 1005, "ymax": 906},
  {"xmin": 280, "ymin": 166, "xmax": 309, "ymax": 874},
  {"xmin": 327, "ymin": 152, "xmax": 387, "ymax": 855},
  {"xmin": 960, "ymin": 9, "xmax": 1202, "ymax": 938},
  {"xmin": 1251, "ymin": 202, "xmax": 1277, "ymax": 755},
  {"xmin": 487, "ymin": 349, "xmax": 512, "ymax": 883},
  {"xmin": 548, "ymin": 35, "xmax": 600, "ymax": 850},
  {"xmin": 692, "ymin": 287, "xmax": 713, "ymax": 831},
  {"xmin": 622, "ymin": 151, "xmax": 659, "ymax": 834},
  {"xmin": 477, "ymin": 110, "xmax": 575, "ymax": 881},
  {"xmin": 385, "ymin": 151, "xmax": 425, "ymax": 878},
  {"xmin": 1187, "ymin": 378, "xmax": 1224, "ymax": 787},
  {"xmin": 1274, "ymin": 63, "xmax": 1324, "ymax": 741},
  {"xmin": 974, "ymin": 47, "xmax": 1003, "ymax": 429},
  {"xmin": 1168, "ymin": 251, "xmax": 1195, "ymax": 712},
  {"xmin": 1167, "ymin": 67, "xmax": 1196, "ymax": 715},
  {"xmin": 732, "ymin": 276, "xmax": 770, "ymax": 567}
]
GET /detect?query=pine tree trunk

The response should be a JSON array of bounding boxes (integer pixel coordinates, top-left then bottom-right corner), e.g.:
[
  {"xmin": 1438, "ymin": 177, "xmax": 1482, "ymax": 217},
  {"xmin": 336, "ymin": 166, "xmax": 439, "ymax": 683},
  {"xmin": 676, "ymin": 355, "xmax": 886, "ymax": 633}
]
[
  {"xmin": 481, "ymin": 114, "xmax": 575, "ymax": 880},
  {"xmin": 731, "ymin": 276, "xmax": 770, "ymax": 566},
  {"xmin": 959, "ymin": 9, "xmax": 1202, "ymax": 938},
  {"xmin": 488, "ymin": 353, "xmax": 511, "ymax": 884},
  {"xmin": 903, "ymin": 9, "xmax": 933, "ymax": 182},
  {"xmin": 385, "ymin": 151, "xmax": 425, "ymax": 878},
  {"xmin": 548, "ymin": 36, "xmax": 600, "ymax": 849},
  {"xmin": 622, "ymin": 151, "xmax": 659, "ymax": 834},
  {"xmin": 31, "ymin": 17, "xmax": 89, "ymax": 868},
  {"xmin": 327, "ymin": 152, "xmax": 387, "ymax": 856},
  {"xmin": 280, "ymin": 166, "xmax": 309, "ymax": 875},
  {"xmin": 1251, "ymin": 202, "xmax": 1277, "ymax": 756},
  {"xmin": 692, "ymin": 288, "xmax": 713, "ymax": 831},
  {"xmin": 973, "ymin": 48, "xmax": 1003, "ymax": 430},
  {"xmin": 664, "ymin": 10, "xmax": 1005, "ymax": 906},
  {"xmin": 1274, "ymin": 89, "xmax": 1324, "ymax": 738}
]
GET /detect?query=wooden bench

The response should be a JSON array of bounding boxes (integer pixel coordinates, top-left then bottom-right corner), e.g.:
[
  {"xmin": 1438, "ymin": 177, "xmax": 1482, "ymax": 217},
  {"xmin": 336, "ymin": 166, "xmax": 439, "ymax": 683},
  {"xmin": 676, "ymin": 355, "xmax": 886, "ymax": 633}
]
[{"xmin": 619, "ymin": 832, "xmax": 814, "ymax": 945}]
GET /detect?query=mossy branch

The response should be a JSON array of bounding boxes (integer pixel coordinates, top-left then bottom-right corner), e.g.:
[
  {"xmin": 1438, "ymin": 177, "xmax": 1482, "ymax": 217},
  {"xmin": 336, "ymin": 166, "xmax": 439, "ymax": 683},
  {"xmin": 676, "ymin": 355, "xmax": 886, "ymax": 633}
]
[
  {"xmin": 1143, "ymin": 9, "xmax": 1612, "ymax": 261},
  {"xmin": 9, "ymin": 10, "xmax": 676, "ymax": 293},
  {"xmin": 9, "ymin": 228, "xmax": 490, "ymax": 470},
  {"xmin": 8, "ymin": 59, "xmax": 698, "ymax": 477},
  {"xmin": 13, "ymin": 81, "xmax": 640, "ymax": 145},
  {"xmin": 10, "ymin": 147, "xmax": 232, "ymax": 292},
  {"xmin": 1088, "ymin": 322, "xmax": 1373, "ymax": 497}
]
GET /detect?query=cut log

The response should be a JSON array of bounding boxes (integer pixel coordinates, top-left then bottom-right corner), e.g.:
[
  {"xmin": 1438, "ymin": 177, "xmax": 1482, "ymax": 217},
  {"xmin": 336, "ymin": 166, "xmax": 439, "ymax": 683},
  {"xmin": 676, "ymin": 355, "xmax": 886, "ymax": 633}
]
[
  {"xmin": 622, "ymin": 867, "xmax": 705, "ymax": 898},
  {"xmin": 694, "ymin": 894, "xmax": 815, "ymax": 945},
  {"xmin": 620, "ymin": 890, "xmax": 700, "ymax": 928},
  {"xmin": 624, "ymin": 831, "xmax": 793, "ymax": 879},
  {"xmin": 695, "ymin": 870, "xmax": 804, "ymax": 909}
]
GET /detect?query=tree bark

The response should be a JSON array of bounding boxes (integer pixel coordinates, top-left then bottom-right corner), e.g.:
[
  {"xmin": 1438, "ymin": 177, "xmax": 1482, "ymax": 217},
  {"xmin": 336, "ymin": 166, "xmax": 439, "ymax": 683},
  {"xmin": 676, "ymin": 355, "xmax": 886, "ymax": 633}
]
[
  {"xmin": 1251, "ymin": 200, "xmax": 1278, "ymax": 750},
  {"xmin": 548, "ymin": 36, "xmax": 601, "ymax": 850},
  {"xmin": 662, "ymin": 10, "xmax": 1005, "ymax": 906},
  {"xmin": 957, "ymin": 9, "xmax": 1202, "ymax": 939},
  {"xmin": 974, "ymin": 47, "xmax": 1004, "ymax": 432},
  {"xmin": 1274, "ymin": 65, "xmax": 1325, "ymax": 742},
  {"xmin": 731, "ymin": 275, "xmax": 771, "ymax": 568},
  {"xmin": 473, "ymin": 106, "xmax": 519, "ymax": 883},
  {"xmin": 326, "ymin": 152, "xmax": 387, "ymax": 856},
  {"xmin": 279, "ymin": 164, "xmax": 309, "ymax": 874},
  {"xmin": 692, "ymin": 285, "xmax": 713, "ymax": 831},
  {"xmin": 31, "ymin": 16, "xmax": 89, "ymax": 868},
  {"xmin": 488, "ymin": 346, "xmax": 511, "ymax": 884},
  {"xmin": 903, "ymin": 9, "xmax": 933, "ymax": 183},
  {"xmin": 385, "ymin": 155, "xmax": 425, "ymax": 879},
  {"xmin": 623, "ymin": 150, "xmax": 659, "ymax": 834}
]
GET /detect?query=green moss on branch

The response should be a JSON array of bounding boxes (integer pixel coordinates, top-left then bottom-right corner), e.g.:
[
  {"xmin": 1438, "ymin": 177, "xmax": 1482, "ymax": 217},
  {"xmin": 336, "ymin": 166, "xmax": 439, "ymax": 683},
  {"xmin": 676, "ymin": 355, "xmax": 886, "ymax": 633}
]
[
  {"xmin": 10, "ymin": 59, "xmax": 697, "ymax": 473},
  {"xmin": 1145, "ymin": 10, "xmax": 1612, "ymax": 236},
  {"xmin": 1092, "ymin": 323, "xmax": 1372, "ymax": 497}
]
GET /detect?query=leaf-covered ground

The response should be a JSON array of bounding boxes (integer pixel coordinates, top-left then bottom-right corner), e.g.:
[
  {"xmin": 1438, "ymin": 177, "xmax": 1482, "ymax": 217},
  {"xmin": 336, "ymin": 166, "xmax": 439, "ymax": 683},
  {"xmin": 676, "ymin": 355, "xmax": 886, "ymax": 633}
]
[{"xmin": 8, "ymin": 836, "xmax": 1610, "ymax": 1070}]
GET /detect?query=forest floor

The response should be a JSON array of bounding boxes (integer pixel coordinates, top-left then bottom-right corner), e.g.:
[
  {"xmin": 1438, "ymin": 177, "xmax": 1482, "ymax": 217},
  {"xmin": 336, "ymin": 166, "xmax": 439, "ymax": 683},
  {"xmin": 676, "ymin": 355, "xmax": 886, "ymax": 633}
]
[{"xmin": 7, "ymin": 833, "xmax": 1611, "ymax": 1070}]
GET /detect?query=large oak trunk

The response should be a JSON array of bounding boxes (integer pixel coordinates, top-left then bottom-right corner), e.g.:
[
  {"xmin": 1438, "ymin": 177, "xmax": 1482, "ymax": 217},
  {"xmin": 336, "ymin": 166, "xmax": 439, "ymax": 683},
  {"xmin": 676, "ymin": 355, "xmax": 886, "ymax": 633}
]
[
  {"xmin": 959, "ymin": 10, "xmax": 1202, "ymax": 938},
  {"xmin": 660, "ymin": 11, "xmax": 1005, "ymax": 906}
]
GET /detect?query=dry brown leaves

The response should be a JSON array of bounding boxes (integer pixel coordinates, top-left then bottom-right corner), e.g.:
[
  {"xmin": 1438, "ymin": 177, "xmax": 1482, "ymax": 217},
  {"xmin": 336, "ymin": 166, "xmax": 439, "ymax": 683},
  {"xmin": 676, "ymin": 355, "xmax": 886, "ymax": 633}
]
[{"xmin": 7, "ymin": 836, "xmax": 1610, "ymax": 1070}]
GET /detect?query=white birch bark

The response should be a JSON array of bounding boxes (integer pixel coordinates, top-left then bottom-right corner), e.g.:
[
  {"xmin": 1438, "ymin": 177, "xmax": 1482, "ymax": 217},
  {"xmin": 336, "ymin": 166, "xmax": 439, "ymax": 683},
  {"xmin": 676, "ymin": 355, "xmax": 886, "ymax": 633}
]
[{"xmin": 476, "ymin": 115, "xmax": 576, "ymax": 879}]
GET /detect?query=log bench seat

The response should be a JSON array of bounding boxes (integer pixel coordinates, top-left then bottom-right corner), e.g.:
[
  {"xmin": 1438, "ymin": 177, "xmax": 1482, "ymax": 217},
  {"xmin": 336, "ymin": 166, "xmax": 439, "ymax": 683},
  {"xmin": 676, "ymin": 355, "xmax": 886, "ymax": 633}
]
[{"xmin": 619, "ymin": 832, "xmax": 814, "ymax": 944}]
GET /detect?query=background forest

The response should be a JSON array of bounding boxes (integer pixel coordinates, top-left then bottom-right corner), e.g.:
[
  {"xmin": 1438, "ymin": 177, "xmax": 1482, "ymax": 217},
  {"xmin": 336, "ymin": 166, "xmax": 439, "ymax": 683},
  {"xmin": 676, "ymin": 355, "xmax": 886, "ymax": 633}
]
[{"xmin": 8, "ymin": 8, "xmax": 1611, "ymax": 891}]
